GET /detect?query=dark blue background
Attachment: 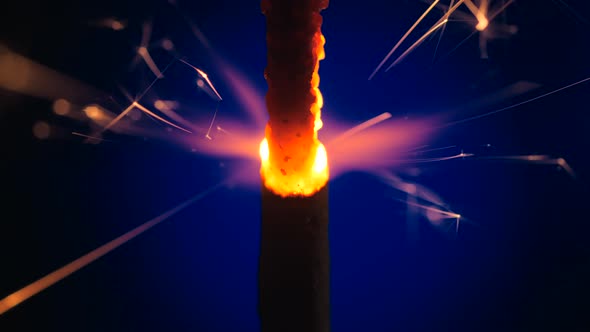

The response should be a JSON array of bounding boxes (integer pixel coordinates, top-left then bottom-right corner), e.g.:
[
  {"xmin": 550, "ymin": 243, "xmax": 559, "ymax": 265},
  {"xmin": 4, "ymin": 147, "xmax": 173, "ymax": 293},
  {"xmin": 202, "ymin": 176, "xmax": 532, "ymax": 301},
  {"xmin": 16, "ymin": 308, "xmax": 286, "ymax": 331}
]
[{"xmin": 1, "ymin": 0, "xmax": 590, "ymax": 331}]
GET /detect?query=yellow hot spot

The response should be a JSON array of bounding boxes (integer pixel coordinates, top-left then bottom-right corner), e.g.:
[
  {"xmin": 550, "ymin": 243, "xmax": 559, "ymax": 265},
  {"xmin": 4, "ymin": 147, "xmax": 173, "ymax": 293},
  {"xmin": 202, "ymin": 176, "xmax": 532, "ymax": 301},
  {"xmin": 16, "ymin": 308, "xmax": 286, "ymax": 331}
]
[
  {"xmin": 260, "ymin": 31, "xmax": 329, "ymax": 197},
  {"xmin": 260, "ymin": 138, "xmax": 328, "ymax": 197}
]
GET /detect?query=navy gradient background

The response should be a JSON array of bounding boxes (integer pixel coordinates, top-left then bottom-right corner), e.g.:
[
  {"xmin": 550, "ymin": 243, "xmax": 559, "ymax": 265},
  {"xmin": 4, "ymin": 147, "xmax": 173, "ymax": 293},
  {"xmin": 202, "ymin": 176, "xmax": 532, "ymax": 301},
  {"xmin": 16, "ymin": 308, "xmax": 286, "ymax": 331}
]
[{"xmin": 1, "ymin": 0, "xmax": 590, "ymax": 331}]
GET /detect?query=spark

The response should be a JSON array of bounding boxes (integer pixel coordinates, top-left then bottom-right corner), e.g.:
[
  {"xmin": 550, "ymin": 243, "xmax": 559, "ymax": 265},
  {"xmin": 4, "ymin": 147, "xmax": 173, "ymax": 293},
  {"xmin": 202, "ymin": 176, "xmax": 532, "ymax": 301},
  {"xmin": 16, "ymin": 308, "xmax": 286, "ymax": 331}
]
[
  {"xmin": 137, "ymin": 46, "xmax": 164, "ymax": 79},
  {"xmin": 329, "ymin": 112, "xmax": 392, "ymax": 145},
  {"xmin": 205, "ymin": 102, "xmax": 220, "ymax": 140},
  {"xmin": 410, "ymin": 145, "xmax": 457, "ymax": 155},
  {"xmin": 477, "ymin": 155, "xmax": 577, "ymax": 179},
  {"xmin": 392, "ymin": 196, "xmax": 461, "ymax": 219},
  {"xmin": 99, "ymin": 103, "xmax": 136, "ymax": 133},
  {"xmin": 463, "ymin": 0, "xmax": 488, "ymax": 30},
  {"xmin": 71, "ymin": 132, "xmax": 113, "ymax": 143},
  {"xmin": 368, "ymin": 0, "xmax": 441, "ymax": 80},
  {"xmin": 385, "ymin": 19, "xmax": 450, "ymax": 71},
  {"xmin": 396, "ymin": 152, "xmax": 474, "ymax": 164},
  {"xmin": 441, "ymin": 75, "xmax": 590, "ymax": 128},
  {"xmin": 432, "ymin": 0, "xmax": 455, "ymax": 63},
  {"xmin": 376, "ymin": 171, "xmax": 449, "ymax": 209},
  {"xmin": 216, "ymin": 125, "xmax": 233, "ymax": 136},
  {"xmin": 179, "ymin": 59, "xmax": 223, "ymax": 101},
  {"xmin": 90, "ymin": 18, "xmax": 126, "ymax": 31},
  {"xmin": 133, "ymin": 102, "xmax": 192, "ymax": 133},
  {"xmin": 0, "ymin": 183, "xmax": 225, "ymax": 316}
]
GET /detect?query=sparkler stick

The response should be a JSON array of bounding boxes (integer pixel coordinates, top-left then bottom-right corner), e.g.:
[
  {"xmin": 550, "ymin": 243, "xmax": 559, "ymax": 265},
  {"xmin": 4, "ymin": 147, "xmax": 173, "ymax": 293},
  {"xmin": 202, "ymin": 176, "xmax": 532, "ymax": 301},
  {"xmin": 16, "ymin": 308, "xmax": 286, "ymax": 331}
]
[{"xmin": 259, "ymin": 0, "xmax": 330, "ymax": 331}]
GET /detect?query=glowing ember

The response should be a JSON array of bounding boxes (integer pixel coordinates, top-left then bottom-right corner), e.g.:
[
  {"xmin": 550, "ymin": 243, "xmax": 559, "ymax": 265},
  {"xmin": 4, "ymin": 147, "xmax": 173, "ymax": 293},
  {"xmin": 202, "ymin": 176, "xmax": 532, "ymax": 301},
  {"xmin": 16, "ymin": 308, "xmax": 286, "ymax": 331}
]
[{"xmin": 259, "ymin": 0, "xmax": 329, "ymax": 197}]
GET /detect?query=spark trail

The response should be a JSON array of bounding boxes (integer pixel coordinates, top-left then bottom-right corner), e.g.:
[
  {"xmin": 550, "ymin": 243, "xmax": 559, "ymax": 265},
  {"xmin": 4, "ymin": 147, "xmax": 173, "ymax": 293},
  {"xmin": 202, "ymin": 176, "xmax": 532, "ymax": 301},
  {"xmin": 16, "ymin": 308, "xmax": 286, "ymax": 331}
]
[
  {"xmin": 441, "ymin": 75, "xmax": 590, "ymax": 128},
  {"xmin": 0, "ymin": 182, "xmax": 224, "ymax": 316}
]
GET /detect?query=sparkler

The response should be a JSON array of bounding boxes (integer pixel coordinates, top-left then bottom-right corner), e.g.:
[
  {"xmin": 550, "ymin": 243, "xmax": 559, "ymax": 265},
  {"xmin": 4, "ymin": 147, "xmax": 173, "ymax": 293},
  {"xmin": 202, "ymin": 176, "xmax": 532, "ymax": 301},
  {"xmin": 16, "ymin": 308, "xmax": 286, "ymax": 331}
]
[
  {"xmin": 259, "ymin": 0, "xmax": 330, "ymax": 330},
  {"xmin": 1, "ymin": 0, "xmax": 588, "ymax": 329}
]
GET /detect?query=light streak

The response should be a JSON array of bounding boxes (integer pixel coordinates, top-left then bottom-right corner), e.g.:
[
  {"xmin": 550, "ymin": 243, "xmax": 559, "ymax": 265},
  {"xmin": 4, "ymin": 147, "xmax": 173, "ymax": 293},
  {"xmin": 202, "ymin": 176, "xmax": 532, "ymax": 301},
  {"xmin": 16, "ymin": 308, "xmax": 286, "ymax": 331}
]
[
  {"xmin": 0, "ymin": 183, "xmax": 224, "ymax": 316},
  {"xmin": 137, "ymin": 46, "xmax": 164, "ymax": 79},
  {"xmin": 132, "ymin": 102, "xmax": 192, "ymax": 133},
  {"xmin": 179, "ymin": 59, "xmax": 223, "ymax": 101},
  {"xmin": 441, "ymin": 75, "xmax": 590, "ymax": 128},
  {"xmin": 392, "ymin": 196, "xmax": 461, "ymax": 219},
  {"xmin": 410, "ymin": 145, "xmax": 457, "ymax": 155},
  {"xmin": 205, "ymin": 102, "xmax": 220, "ymax": 140},
  {"xmin": 385, "ymin": 19, "xmax": 449, "ymax": 71},
  {"xmin": 395, "ymin": 152, "xmax": 474, "ymax": 164},
  {"xmin": 368, "ymin": 0, "xmax": 440, "ymax": 80},
  {"xmin": 432, "ymin": 0, "xmax": 455, "ymax": 63},
  {"xmin": 329, "ymin": 112, "xmax": 392, "ymax": 144},
  {"xmin": 477, "ymin": 155, "xmax": 577, "ymax": 179},
  {"xmin": 71, "ymin": 132, "xmax": 113, "ymax": 142}
]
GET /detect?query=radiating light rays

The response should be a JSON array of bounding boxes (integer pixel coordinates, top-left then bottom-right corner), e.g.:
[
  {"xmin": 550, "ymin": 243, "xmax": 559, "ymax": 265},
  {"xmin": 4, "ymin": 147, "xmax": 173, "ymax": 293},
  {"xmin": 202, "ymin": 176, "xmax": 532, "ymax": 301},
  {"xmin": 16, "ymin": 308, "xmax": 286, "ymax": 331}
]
[
  {"xmin": 3, "ymin": 2, "xmax": 585, "ymax": 314},
  {"xmin": 371, "ymin": 0, "xmax": 521, "ymax": 76},
  {"xmin": 369, "ymin": 0, "xmax": 464, "ymax": 77},
  {"xmin": 0, "ymin": 182, "xmax": 225, "ymax": 316},
  {"xmin": 368, "ymin": 0, "xmax": 441, "ymax": 80}
]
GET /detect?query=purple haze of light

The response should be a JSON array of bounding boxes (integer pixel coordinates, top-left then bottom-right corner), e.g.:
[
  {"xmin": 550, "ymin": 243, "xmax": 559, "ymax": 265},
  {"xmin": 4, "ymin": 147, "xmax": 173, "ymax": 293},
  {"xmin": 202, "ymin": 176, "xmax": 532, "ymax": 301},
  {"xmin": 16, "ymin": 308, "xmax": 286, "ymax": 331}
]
[{"xmin": 178, "ymin": 60, "xmax": 438, "ymax": 189}]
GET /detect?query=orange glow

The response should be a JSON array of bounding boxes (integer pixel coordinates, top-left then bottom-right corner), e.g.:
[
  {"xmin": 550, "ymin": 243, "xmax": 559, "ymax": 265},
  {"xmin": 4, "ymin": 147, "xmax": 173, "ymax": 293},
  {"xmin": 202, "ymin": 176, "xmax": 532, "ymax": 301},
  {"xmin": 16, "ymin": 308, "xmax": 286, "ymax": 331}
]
[
  {"xmin": 32, "ymin": 121, "xmax": 50, "ymax": 139},
  {"xmin": 475, "ymin": 16, "xmax": 489, "ymax": 31},
  {"xmin": 260, "ymin": 32, "xmax": 329, "ymax": 197}
]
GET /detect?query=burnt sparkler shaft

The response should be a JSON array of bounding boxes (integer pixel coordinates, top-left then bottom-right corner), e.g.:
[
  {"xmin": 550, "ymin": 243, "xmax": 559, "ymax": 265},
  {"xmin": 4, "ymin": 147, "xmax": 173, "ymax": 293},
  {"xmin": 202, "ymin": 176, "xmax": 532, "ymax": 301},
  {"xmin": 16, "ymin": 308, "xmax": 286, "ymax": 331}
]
[{"xmin": 259, "ymin": 186, "xmax": 330, "ymax": 332}]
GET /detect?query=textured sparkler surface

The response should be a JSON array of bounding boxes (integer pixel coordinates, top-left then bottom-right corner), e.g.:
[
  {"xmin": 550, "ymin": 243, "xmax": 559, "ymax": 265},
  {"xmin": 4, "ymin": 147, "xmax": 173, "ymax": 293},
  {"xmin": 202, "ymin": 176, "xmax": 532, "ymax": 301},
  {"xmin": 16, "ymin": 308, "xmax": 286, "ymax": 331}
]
[{"xmin": 260, "ymin": 0, "xmax": 329, "ymax": 197}]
